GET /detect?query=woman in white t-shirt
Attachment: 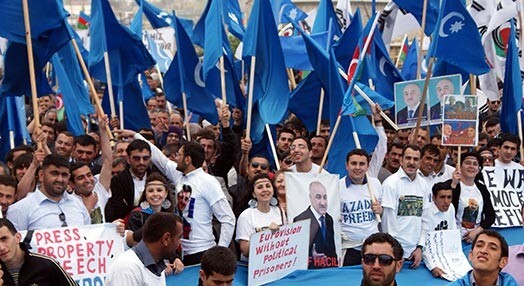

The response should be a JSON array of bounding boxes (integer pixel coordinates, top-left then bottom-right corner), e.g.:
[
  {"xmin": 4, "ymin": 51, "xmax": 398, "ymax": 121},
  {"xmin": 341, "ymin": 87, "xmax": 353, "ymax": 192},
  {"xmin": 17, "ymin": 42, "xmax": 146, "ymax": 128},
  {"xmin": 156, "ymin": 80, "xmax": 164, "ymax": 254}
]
[
  {"xmin": 236, "ymin": 173, "xmax": 285, "ymax": 260},
  {"xmin": 450, "ymin": 152, "xmax": 495, "ymax": 243}
]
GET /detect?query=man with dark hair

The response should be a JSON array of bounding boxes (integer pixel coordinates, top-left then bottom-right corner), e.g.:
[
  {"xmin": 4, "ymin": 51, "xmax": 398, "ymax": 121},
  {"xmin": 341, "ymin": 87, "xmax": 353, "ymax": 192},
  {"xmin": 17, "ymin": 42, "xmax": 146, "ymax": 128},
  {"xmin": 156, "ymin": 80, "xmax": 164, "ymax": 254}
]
[
  {"xmin": 310, "ymin": 135, "xmax": 328, "ymax": 165},
  {"xmin": 71, "ymin": 116, "xmax": 112, "ymax": 223},
  {"xmin": 4, "ymin": 145, "xmax": 33, "ymax": 175},
  {"xmin": 105, "ymin": 139, "xmax": 153, "ymax": 222},
  {"xmin": 420, "ymin": 181, "xmax": 457, "ymax": 278},
  {"xmin": 106, "ymin": 213, "xmax": 183, "ymax": 286},
  {"xmin": 119, "ymin": 129, "xmax": 235, "ymax": 266},
  {"xmin": 418, "ymin": 144, "xmax": 453, "ymax": 188},
  {"xmin": 7, "ymin": 154, "xmax": 90, "ymax": 230},
  {"xmin": 72, "ymin": 134, "xmax": 101, "ymax": 174},
  {"xmin": 340, "ymin": 149, "xmax": 383, "ymax": 266},
  {"xmin": 450, "ymin": 230, "xmax": 517, "ymax": 285},
  {"xmin": 496, "ymin": 133, "xmax": 521, "ymax": 168},
  {"xmin": 0, "ymin": 175, "xmax": 17, "ymax": 217},
  {"xmin": 199, "ymin": 246, "xmax": 237, "ymax": 286},
  {"xmin": 0, "ymin": 218, "xmax": 77, "ymax": 285},
  {"xmin": 361, "ymin": 233, "xmax": 404, "ymax": 286},
  {"xmin": 378, "ymin": 142, "xmax": 404, "ymax": 183},
  {"xmin": 276, "ymin": 128, "xmax": 295, "ymax": 156},
  {"xmin": 54, "ymin": 131, "xmax": 74, "ymax": 159},
  {"xmin": 290, "ymin": 137, "xmax": 328, "ymax": 174},
  {"xmin": 484, "ymin": 117, "xmax": 501, "ymax": 139},
  {"xmin": 382, "ymin": 145, "xmax": 431, "ymax": 269}
]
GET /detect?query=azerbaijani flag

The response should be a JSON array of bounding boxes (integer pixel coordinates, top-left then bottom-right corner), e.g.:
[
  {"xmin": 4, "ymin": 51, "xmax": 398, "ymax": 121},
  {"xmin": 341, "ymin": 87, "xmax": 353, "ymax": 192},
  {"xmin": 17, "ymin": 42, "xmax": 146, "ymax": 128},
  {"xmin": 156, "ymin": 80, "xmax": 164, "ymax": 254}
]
[
  {"xmin": 396, "ymin": 35, "xmax": 409, "ymax": 67},
  {"xmin": 77, "ymin": 11, "xmax": 90, "ymax": 29}
]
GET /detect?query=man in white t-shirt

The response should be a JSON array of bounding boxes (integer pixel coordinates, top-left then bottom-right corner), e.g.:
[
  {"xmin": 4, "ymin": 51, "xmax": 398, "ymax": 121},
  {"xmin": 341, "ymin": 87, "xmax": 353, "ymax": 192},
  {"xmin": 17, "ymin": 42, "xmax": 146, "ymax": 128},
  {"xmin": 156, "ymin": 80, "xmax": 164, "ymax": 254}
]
[
  {"xmin": 340, "ymin": 149, "xmax": 383, "ymax": 266},
  {"xmin": 382, "ymin": 145, "xmax": 431, "ymax": 269},
  {"xmin": 106, "ymin": 213, "xmax": 183, "ymax": 286},
  {"xmin": 290, "ymin": 137, "xmax": 328, "ymax": 174},
  {"xmin": 420, "ymin": 181, "xmax": 457, "ymax": 278},
  {"xmin": 495, "ymin": 133, "xmax": 522, "ymax": 168},
  {"xmin": 70, "ymin": 115, "xmax": 112, "ymax": 224}
]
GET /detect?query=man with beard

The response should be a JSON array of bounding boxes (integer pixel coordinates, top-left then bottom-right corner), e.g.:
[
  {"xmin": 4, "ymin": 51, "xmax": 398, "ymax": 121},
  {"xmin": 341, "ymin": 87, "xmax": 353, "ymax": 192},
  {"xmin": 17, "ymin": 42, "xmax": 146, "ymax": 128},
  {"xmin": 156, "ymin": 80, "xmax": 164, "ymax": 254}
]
[
  {"xmin": 105, "ymin": 140, "xmax": 153, "ymax": 222},
  {"xmin": 7, "ymin": 155, "xmax": 90, "ymax": 230},
  {"xmin": 106, "ymin": 213, "xmax": 183, "ymax": 286},
  {"xmin": 120, "ymin": 130, "xmax": 235, "ymax": 266},
  {"xmin": 309, "ymin": 135, "xmax": 328, "ymax": 166},
  {"xmin": 361, "ymin": 233, "xmax": 404, "ymax": 286},
  {"xmin": 382, "ymin": 145, "xmax": 430, "ymax": 269}
]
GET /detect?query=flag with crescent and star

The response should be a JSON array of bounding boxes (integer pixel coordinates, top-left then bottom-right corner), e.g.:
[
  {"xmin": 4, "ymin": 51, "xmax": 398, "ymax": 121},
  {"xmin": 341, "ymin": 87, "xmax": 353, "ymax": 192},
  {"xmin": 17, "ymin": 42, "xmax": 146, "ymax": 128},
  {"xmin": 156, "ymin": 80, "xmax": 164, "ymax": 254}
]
[{"xmin": 427, "ymin": 0, "xmax": 489, "ymax": 75}]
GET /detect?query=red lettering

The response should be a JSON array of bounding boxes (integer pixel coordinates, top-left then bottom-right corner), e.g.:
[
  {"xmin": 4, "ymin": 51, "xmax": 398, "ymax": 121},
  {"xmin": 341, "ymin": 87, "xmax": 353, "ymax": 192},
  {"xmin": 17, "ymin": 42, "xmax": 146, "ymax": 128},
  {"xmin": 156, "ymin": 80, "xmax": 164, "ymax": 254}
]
[
  {"xmin": 62, "ymin": 259, "xmax": 73, "ymax": 276},
  {"xmin": 86, "ymin": 242, "xmax": 95, "ymax": 256},
  {"xmin": 43, "ymin": 232, "xmax": 52, "ymax": 244},
  {"xmin": 34, "ymin": 232, "xmax": 43, "ymax": 246},
  {"xmin": 52, "ymin": 230, "xmax": 62, "ymax": 243}
]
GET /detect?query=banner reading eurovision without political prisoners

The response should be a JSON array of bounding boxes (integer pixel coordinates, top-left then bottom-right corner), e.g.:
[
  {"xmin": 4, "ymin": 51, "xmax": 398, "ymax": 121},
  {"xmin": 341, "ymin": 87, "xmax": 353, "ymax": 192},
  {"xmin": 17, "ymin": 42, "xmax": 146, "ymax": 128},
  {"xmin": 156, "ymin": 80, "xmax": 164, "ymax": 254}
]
[
  {"xmin": 21, "ymin": 223, "xmax": 124, "ymax": 286},
  {"xmin": 482, "ymin": 166, "xmax": 524, "ymax": 227}
]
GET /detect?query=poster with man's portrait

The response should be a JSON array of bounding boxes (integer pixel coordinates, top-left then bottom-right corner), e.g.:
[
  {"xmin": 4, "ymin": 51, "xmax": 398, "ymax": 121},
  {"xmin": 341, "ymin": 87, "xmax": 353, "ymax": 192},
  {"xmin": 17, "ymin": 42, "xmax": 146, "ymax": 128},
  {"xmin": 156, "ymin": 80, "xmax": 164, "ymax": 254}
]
[
  {"xmin": 285, "ymin": 173, "xmax": 341, "ymax": 269},
  {"xmin": 394, "ymin": 79, "xmax": 429, "ymax": 128},
  {"xmin": 428, "ymin": 74, "xmax": 462, "ymax": 124},
  {"xmin": 442, "ymin": 94, "xmax": 479, "ymax": 146}
]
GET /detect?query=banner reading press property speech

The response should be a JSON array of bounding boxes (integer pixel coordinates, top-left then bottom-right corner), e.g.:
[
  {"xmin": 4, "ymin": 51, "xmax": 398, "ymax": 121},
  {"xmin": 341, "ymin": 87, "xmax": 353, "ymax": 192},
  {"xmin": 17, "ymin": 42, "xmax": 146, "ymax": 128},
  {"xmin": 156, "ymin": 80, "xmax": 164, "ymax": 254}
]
[
  {"xmin": 248, "ymin": 220, "xmax": 310, "ymax": 285},
  {"xmin": 482, "ymin": 166, "xmax": 524, "ymax": 227},
  {"xmin": 21, "ymin": 223, "xmax": 124, "ymax": 286}
]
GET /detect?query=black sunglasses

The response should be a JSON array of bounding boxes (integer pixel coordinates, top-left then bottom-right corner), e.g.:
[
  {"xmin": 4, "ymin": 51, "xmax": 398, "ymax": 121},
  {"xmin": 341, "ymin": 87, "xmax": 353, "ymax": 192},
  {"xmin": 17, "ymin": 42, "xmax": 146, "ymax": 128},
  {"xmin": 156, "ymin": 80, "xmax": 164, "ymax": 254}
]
[
  {"xmin": 362, "ymin": 254, "xmax": 395, "ymax": 266},
  {"xmin": 59, "ymin": 212, "xmax": 68, "ymax": 227},
  {"xmin": 251, "ymin": 162, "xmax": 268, "ymax": 170}
]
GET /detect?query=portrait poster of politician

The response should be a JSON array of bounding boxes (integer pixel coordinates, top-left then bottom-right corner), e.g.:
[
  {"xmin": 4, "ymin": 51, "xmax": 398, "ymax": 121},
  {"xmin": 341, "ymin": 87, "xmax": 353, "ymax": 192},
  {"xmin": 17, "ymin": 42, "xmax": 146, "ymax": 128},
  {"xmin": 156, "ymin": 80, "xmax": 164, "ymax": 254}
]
[
  {"xmin": 394, "ymin": 79, "xmax": 429, "ymax": 129},
  {"xmin": 441, "ymin": 94, "xmax": 479, "ymax": 146},
  {"xmin": 285, "ymin": 173, "xmax": 341, "ymax": 269},
  {"xmin": 428, "ymin": 74, "xmax": 462, "ymax": 124}
]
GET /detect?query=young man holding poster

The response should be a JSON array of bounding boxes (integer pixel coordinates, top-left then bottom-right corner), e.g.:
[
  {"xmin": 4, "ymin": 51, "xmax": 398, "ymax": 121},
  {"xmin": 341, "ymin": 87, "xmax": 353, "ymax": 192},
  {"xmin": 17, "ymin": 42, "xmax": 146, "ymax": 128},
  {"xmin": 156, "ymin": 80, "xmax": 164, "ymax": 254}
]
[{"xmin": 0, "ymin": 218, "xmax": 77, "ymax": 285}]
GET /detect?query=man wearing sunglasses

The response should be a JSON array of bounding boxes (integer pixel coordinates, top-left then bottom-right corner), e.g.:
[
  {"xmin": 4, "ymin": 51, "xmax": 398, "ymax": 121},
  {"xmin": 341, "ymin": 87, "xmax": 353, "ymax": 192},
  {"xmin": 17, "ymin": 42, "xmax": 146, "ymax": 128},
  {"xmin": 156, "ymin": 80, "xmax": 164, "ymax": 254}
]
[
  {"xmin": 479, "ymin": 98, "xmax": 501, "ymax": 129},
  {"xmin": 361, "ymin": 233, "xmax": 404, "ymax": 286}
]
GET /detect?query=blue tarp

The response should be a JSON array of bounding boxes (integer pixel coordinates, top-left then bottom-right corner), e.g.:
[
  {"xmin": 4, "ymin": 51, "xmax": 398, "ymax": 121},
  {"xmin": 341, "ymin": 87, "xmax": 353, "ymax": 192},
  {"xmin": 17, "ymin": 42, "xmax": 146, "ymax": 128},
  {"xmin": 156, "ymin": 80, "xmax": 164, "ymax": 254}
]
[{"xmin": 167, "ymin": 227, "xmax": 523, "ymax": 285}]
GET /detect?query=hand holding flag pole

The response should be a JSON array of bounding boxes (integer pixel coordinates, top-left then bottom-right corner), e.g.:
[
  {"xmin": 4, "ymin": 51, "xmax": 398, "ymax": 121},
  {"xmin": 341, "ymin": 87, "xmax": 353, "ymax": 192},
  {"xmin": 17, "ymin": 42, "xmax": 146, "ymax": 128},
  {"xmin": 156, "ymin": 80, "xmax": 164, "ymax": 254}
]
[{"xmin": 21, "ymin": 0, "xmax": 41, "ymax": 149}]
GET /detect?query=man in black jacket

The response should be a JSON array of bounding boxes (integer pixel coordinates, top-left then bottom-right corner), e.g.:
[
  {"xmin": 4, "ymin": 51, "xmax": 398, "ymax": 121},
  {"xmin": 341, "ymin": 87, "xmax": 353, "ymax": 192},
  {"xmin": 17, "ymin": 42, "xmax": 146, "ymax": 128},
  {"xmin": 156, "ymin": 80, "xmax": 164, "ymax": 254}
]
[{"xmin": 0, "ymin": 218, "xmax": 76, "ymax": 285}]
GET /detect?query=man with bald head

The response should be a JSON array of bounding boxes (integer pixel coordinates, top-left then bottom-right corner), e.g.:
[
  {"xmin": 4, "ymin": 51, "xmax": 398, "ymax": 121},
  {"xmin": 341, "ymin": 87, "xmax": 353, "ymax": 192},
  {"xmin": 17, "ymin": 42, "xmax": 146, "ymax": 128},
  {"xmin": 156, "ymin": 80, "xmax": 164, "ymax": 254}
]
[
  {"xmin": 397, "ymin": 83, "xmax": 427, "ymax": 125},
  {"xmin": 431, "ymin": 78, "xmax": 455, "ymax": 120},
  {"xmin": 294, "ymin": 181, "xmax": 338, "ymax": 268}
]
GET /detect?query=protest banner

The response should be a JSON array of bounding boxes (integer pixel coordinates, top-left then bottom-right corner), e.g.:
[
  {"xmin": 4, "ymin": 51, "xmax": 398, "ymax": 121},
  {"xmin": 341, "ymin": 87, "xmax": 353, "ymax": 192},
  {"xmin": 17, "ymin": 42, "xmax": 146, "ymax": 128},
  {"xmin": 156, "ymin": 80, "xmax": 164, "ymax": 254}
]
[
  {"xmin": 422, "ymin": 229, "xmax": 472, "ymax": 281},
  {"xmin": 441, "ymin": 94, "xmax": 479, "ymax": 146},
  {"xmin": 482, "ymin": 166, "xmax": 524, "ymax": 227},
  {"xmin": 21, "ymin": 223, "xmax": 124, "ymax": 286},
  {"xmin": 248, "ymin": 220, "xmax": 310, "ymax": 286},
  {"xmin": 286, "ymin": 173, "xmax": 342, "ymax": 269}
]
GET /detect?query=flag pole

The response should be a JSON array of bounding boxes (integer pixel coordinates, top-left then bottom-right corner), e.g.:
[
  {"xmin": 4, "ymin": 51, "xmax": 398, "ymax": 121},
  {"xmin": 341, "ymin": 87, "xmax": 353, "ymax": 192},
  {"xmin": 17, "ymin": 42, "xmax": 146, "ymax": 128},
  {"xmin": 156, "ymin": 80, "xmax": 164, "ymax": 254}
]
[
  {"xmin": 316, "ymin": 89, "xmax": 325, "ymax": 135},
  {"xmin": 287, "ymin": 69, "xmax": 297, "ymax": 90},
  {"xmin": 154, "ymin": 65, "xmax": 173, "ymax": 114},
  {"xmin": 103, "ymin": 52, "xmax": 117, "ymax": 119},
  {"xmin": 416, "ymin": 0, "xmax": 429, "ymax": 79},
  {"xmin": 245, "ymin": 56, "xmax": 257, "ymax": 141},
  {"xmin": 319, "ymin": 114, "xmax": 341, "ymax": 171},
  {"xmin": 411, "ymin": 57, "xmax": 434, "ymax": 145},
  {"xmin": 119, "ymin": 99, "xmax": 124, "ymax": 129},
  {"xmin": 71, "ymin": 39, "xmax": 113, "ymax": 139},
  {"xmin": 354, "ymin": 84, "xmax": 399, "ymax": 130},
  {"xmin": 182, "ymin": 92, "xmax": 191, "ymax": 141},
  {"xmin": 21, "ymin": 0, "xmax": 42, "ymax": 149},
  {"xmin": 220, "ymin": 56, "xmax": 227, "ymax": 104},
  {"xmin": 265, "ymin": 124, "xmax": 280, "ymax": 170}
]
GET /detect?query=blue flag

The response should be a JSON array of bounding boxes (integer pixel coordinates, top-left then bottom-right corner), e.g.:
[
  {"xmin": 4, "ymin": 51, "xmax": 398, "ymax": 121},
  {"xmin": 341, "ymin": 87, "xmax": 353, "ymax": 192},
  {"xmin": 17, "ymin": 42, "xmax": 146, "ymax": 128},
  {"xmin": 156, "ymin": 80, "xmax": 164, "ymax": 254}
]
[
  {"xmin": 130, "ymin": 0, "xmax": 143, "ymax": 36},
  {"xmin": 134, "ymin": 0, "xmax": 172, "ymax": 28},
  {"xmin": 145, "ymin": 32, "xmax": 172, "ymax": 73},
  {"xmin": 52, "ymin": 43, "xmax": 95, "ymax": 135},
  {"xmin": 243, "ymin": 0, "xmax": 289, "ymax": 126},
  {"xmin": 89, "ymin": 0, "xmax": 155, "ymax": 86},
  {"xmin": 333, "ymin": 9, "xmax": 362, "ymax": 71},
  {"xmin": 271, "ymin": 0, "xmax": 308, "ymax": 24},
  {"xmin": 280, "ymin": 32, "xmax": 329, "ymax": 71},
  {"xmin": 400, "ymin": 38, "xmax": 419, "ymax": 80},
  {"xmin": 312, "ymin": 0, "xmax": 342, "ymax": 38},
  {"xmin": 164, "ymin": 15, "xmax": 219, "ymax": 125},
  {"xmin": 501, "ymin": 22, "xmax": 522, "ymax": 134},
  {"xmin": 393, "ymin": 0, "xmax": 439, "ymax": 36},
  {"xmin": 0, "ymin": 95, "xmax": 31, "ymax": 159},
  {"xmin": 102, "ymin": 80, "xmax": 151, "ymax": 131},
  {"xmin": 193, "ymin": 0, "xmax": 245, "ymax": 47},
  {"xmin": 366, "ymin": 28, "xmax": 404, "ymax": 101},
  {"xmin": 355, "ymin": 82, "xmax": 394, "ymax": 114},
  {"xmin": 289, "ymin": 73, "xmax": 328, "ymax": 132},
  {"xmin": 427, "ymin": 0, "xmax": 489, "ymax": 75}
]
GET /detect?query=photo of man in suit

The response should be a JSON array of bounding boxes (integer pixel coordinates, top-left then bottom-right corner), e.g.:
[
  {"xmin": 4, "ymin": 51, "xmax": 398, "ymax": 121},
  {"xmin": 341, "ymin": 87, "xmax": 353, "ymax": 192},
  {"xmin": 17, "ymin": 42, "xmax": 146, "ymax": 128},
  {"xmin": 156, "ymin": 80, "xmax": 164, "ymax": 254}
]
[
  {"xmin": 293, "ymin": 181, "xmax": 338, "ymax": 269},
  {"xmin": 431, "ymin": 78, "xmax": 455, "ymax": 121},
  {"xmin": 396, "ymin": 83, "xmax": 428, "ymax": 125}
]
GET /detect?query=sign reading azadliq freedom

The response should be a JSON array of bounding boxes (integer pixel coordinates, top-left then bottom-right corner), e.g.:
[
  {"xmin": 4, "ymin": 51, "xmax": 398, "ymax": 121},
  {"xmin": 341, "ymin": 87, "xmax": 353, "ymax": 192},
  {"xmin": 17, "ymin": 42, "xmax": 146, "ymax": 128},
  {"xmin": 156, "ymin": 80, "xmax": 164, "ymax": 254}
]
[
  {"xmin": 482, "ymin": 166, "xmax": 524, "ymax": 227},
  {"xmin": 422, "ymin": 229, "xmax": 472, "ymax": 281},
  {"xmin": 248, "ymin": 220, "xmax": 309, "ymax": 286},
  {"xmin": 21, "ymin": 223, "xmax": 124, "ymax": 286}
]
